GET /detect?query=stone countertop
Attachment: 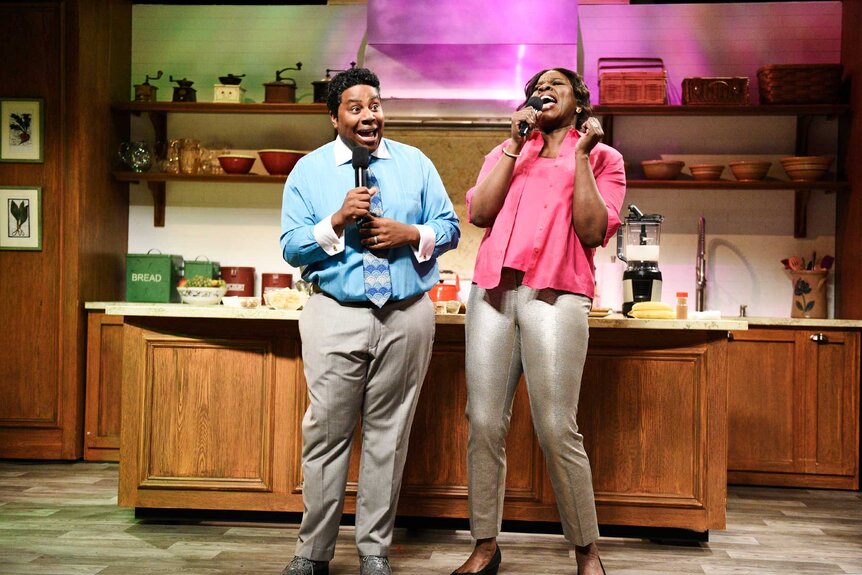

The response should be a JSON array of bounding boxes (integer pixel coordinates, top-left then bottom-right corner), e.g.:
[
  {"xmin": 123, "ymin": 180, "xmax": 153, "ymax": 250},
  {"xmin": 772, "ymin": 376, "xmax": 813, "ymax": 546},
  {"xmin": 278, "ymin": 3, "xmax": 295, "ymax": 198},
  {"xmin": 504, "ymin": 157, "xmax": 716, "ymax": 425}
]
[
  {"xmin": 87, "ymin": 302, "xmax": 749, "ymax": 330},
  {"xmin": 87, "ymin": 302, "xmax": 862, "ymax": 329}
]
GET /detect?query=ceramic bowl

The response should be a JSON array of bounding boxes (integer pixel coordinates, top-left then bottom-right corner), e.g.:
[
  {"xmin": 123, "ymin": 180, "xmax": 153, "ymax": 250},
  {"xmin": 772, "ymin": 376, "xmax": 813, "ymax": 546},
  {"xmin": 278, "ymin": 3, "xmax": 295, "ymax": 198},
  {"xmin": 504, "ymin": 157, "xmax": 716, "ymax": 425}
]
[
  {"xmin": 641, "ymin": 160, "xmax": 685, "ymax": 180},
  {"xmin": 264, "ymin": 287, "xmax": 309, "ymax": 310},
  {"xmin": 177, "ymin": 286, "xmax": 227, "ymax": 305},
  {"xmin": 688, "ymin": 164, "xmax": 725, "ymax": 181},
  {"xmin": 217, "ymin": 154, "xmax": 256, "ymax": 174},
  {"xmin": 222, "ymin": 296, "xmax": 260, "ymax": 309},
  {"xmin": 779, "ymin": 156, "xmax": 833, "ymax": 182},
  {"xmin": 729, "ymin": 161, "xmax": 771, "ymax": 181},
  {"xmin": 258, "ymin": 149, "xmax": 306, "ymax": 176}
]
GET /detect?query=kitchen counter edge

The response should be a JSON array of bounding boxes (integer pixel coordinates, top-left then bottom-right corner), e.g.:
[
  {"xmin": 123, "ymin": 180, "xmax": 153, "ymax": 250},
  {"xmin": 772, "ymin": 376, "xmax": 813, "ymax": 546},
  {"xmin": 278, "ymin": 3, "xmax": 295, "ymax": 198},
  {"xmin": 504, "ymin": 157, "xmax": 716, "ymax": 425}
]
[{"xmin": 85, "ymin": 302, "xmax": 756, "ymax": 330}]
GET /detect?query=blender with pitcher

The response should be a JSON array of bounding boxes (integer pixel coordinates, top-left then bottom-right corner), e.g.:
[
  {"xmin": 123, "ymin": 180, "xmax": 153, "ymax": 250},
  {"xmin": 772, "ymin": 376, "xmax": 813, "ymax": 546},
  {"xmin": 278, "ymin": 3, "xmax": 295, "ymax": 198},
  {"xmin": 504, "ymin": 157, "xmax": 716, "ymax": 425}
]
[{"xmin": 617, "ymin": 204, "xmax": 664, "ymax": 316}]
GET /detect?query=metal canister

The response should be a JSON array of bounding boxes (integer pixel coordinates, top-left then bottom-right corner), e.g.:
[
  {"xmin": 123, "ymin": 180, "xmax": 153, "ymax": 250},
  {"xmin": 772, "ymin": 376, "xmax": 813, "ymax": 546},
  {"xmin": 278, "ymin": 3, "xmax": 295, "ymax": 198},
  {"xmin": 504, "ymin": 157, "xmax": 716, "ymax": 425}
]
[{"xmin": 222, "ymin": 266, "xmax": 255, "ymax": 297}]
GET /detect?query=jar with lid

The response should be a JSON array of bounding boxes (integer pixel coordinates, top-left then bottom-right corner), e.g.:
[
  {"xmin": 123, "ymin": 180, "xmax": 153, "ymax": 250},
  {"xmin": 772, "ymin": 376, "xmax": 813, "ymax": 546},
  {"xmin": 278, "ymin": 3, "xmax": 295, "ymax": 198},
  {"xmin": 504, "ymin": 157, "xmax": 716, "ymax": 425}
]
[{"xmin": 676, "ymin": 291, "xmax": 689, "ymax": 319}]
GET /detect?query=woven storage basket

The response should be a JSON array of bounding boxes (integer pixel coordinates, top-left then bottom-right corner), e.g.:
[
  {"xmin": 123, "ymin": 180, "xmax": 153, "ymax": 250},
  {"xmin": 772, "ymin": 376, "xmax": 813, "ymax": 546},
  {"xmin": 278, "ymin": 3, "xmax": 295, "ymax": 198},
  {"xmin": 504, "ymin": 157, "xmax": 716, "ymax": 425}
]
[
  {"xmin": 599, "ymin": 58, "xmax": 667, "ymax": 105},
  {"xmin": 757, "ymin": 64, "xmax": 842, "ymax": 104},
  {"xmin": 682, "ymin": 77, "xmax": 749, "ymax": 105}
]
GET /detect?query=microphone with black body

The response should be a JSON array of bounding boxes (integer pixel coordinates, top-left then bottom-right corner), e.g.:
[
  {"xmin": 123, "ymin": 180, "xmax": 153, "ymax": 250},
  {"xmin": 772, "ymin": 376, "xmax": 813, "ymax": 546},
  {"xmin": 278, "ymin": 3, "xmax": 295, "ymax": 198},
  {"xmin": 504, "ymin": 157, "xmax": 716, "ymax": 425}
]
[
  {"xmin": 352, "ymin": 146, "xmax": 370, "ymax": 188},
  {"xmin": 518, "ymin": 96, "xmax": 544, "ymax": 138},
  {"xmin": 352, "ymin": 146, "xmax": 372, "ymax": 226}
]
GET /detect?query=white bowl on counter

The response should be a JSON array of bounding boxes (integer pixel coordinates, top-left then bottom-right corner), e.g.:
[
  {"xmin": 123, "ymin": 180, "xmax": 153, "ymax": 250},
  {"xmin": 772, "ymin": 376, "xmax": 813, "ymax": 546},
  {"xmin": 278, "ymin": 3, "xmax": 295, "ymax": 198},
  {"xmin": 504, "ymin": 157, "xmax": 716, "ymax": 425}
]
[
  {"xmin": 177, "ymin": 286, "xmax": 227, "ymax": 305},
  {"xmin": 263, "ymin": 287, "xmax": 309, "ymax": 310},
  {"xmin": 222, "ymin": 296, "xmax": 260, "ymax": 308}
]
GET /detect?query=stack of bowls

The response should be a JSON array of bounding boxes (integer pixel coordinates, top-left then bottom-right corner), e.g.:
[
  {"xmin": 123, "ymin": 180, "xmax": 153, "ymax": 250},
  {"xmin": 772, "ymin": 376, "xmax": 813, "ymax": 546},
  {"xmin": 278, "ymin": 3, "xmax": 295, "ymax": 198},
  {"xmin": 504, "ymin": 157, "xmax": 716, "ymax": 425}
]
[
  {"xmin": 688, "ymin": 164, "xmax": 725, "ymax": 181},
  {"xmin": 641, "ymin": 160, "xmax": 685, "ymax": 180},
  {"xmin": 729, "ymin": 161, "xmax": 771, "ymax": 181},
  {"xmin": 779, "ymin": 156, "xmax": 833, "ymax": 182}
]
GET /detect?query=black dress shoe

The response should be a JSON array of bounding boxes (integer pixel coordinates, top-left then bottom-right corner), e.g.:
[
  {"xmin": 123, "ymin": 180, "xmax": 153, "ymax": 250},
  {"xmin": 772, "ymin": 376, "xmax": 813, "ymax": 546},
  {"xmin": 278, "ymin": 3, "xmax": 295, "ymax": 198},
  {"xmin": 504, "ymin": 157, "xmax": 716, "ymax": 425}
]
[{"xmin": 450, "ymin": 546, "xmax": 501, "ymax": 575}]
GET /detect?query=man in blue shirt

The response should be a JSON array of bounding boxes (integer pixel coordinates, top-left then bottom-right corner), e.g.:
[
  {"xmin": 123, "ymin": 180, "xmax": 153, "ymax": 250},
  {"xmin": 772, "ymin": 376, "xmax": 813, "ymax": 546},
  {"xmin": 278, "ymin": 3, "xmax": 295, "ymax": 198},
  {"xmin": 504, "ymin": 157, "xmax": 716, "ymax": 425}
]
[{"xmin": 280, "ymin": 67, "xmax": 459, "ymax": 575}]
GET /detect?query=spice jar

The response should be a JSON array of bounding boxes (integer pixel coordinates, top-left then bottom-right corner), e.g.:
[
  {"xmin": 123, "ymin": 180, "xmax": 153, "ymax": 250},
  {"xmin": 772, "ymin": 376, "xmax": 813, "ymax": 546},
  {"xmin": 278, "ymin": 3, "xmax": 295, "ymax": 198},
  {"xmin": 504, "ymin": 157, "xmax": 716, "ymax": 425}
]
[{"xmin": 676, "ymin": 291, "xmax": 689, "ymax": 319}]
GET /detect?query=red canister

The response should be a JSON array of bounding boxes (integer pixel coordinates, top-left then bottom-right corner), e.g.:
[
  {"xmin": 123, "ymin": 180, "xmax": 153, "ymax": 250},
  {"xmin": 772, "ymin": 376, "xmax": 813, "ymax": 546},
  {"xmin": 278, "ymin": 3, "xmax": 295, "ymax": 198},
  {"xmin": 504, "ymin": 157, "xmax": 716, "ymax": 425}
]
[
  {"xmin": 221, "ymin": 266, "xmax": 255, "ymax": 296},
  {"xmin": 261, "ymin": 273, "xmax": 293, "ymax": 304}
]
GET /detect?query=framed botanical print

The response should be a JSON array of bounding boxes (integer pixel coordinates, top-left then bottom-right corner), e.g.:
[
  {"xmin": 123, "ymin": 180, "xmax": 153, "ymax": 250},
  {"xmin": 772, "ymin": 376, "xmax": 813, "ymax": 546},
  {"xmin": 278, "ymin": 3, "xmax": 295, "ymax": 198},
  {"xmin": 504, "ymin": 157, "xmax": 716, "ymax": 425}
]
[
  {"xmin": 0, "ymin": 186, "xmax": 41, "ymax": 251},
  {"xmin": 1, "ymin": 98, "xmax": 44, "ymax": 163}
]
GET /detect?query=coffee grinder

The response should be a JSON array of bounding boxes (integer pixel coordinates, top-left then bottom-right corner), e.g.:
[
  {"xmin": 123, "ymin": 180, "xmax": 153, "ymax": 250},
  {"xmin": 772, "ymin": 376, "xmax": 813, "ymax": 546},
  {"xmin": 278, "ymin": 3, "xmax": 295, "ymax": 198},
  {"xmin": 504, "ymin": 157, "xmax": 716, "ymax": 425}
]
[{"xmin": 617, "ymin": 204, "xmax": 664, "ymax": 316}]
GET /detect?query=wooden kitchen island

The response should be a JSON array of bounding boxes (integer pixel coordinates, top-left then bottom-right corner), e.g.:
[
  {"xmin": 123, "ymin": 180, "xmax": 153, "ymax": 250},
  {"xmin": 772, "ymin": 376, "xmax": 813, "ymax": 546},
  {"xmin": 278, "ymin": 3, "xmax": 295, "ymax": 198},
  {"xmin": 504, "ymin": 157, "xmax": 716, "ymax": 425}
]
[{"xmin": 108, "ymin": 303, "xmax": 744, "ymax": 535}]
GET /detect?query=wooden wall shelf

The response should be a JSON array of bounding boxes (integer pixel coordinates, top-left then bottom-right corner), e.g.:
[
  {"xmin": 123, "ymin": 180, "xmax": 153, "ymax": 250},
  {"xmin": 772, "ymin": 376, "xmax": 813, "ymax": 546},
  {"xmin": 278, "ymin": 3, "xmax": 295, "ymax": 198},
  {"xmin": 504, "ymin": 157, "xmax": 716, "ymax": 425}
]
[
  {"xmin": 114, "ymin": 171, "xmax": 286, "ymax": 184},
  {"xmin": 593, "ymin": 104, "xmax": 850, "ymax": 116},
  {"xmin": 112, "ymin": 101, "xmax": 329, "ymax": 115},
  {"xmin": 627, "ymin": 179, "xmax": 848, "ymax": 191},
  {"xmin": 113, "ymin": 101, "xmax": 849, "ymax": 235}
]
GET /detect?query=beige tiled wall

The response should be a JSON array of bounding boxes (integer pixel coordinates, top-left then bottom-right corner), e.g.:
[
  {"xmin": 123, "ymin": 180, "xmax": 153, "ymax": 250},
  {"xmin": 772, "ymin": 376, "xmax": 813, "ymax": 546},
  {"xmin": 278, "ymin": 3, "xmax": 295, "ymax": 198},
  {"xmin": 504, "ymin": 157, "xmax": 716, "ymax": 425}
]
[{"xmin": 387, "ymin": 128, "xmax": 507, "ymax": 280}]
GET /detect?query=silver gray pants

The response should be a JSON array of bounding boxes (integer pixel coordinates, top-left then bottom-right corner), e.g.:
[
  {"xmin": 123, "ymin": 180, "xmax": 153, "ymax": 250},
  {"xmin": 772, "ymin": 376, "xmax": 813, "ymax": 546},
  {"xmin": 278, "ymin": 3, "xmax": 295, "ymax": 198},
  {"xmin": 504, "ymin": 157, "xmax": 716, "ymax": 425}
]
[
  {"xmin": 295, "ymin": 293, "xmax": 435, "ymax": 561},
  {"xmin": 465, "ymin": 269, "xmax": 599, "ymax": 546}
]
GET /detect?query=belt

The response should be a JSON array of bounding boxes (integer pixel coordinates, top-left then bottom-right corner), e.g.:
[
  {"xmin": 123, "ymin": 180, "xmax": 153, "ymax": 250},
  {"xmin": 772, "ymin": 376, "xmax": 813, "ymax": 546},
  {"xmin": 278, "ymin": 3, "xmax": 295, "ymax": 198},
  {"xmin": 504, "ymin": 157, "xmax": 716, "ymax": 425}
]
[{"xmin": 312, "ymin": 285, "xmax": 423, "ymax": 309}]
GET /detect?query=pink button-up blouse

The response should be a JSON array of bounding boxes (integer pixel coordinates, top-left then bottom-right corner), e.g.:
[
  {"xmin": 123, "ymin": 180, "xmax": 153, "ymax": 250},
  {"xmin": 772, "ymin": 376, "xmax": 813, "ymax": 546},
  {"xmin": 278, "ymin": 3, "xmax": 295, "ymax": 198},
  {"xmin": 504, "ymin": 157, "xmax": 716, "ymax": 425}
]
[{"xmin": 466, "ymin": 129, "xmax": 626, "ymax": 297}]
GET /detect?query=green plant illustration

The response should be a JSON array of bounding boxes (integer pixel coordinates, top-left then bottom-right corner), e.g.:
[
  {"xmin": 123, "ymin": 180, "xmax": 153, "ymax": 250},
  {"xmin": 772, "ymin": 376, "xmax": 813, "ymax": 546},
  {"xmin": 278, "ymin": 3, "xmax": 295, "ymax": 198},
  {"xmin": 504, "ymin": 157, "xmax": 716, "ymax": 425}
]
[
  {"xmin": 9, "ymin": 112, "xmax": 32, "ymax": 145},
  {"xmin": 794, "ymin": 278, "xmax": 815, "ymax": 312},
  {"xmin": 8, "ymin": 199, "xmax": 29, "ymax": 237}
]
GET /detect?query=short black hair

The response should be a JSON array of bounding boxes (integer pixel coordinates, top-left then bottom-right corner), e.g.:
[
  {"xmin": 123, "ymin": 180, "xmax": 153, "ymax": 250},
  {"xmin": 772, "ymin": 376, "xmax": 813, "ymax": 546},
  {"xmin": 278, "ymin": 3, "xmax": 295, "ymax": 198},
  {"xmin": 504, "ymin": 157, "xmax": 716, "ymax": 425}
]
[
  {"xmin": 523, "ymin": 68, "xmax": 592, "ymax": 130},
  {"xmin": 327, "ymin": 67, "xmax": 381, "ymax": 117}
]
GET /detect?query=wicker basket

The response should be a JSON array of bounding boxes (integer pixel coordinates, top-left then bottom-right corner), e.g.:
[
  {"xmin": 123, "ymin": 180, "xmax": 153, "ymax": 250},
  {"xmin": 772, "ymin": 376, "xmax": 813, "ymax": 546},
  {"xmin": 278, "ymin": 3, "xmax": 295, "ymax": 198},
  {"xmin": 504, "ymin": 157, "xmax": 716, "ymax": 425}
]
[
  {"xmin": 599, "ymin": 58, "xmax": 667, "ymax": 105},
  {"xmin": 682, "ymin": 77, "xmax": 749, "ymax": 105},
  {"xmin": 757, "ymin": 64, "xmax": 843, "ymax": 104}
]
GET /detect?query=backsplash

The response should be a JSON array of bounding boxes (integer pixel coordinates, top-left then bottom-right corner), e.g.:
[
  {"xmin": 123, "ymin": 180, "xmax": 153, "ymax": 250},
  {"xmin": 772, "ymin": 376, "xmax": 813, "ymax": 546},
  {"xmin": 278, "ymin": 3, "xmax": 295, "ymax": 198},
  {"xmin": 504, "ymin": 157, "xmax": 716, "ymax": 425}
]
[{"xmin": 126, "ymin": 2, "xmax": 841, "ymax": 317}]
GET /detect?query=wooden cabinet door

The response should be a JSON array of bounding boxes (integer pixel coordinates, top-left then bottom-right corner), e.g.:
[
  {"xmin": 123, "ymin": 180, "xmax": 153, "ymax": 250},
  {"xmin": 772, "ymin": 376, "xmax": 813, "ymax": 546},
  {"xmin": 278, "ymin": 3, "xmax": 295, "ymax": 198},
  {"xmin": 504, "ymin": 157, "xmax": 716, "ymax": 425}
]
[
  {"xmin": 84, "ymin": 312, "xmax": 124, "ymax": 461},
  {"xmin": 796, "ymin": 330, "xmax": 860, "ymax": 478},
  {"xmin": 727, "ymin": 329, "xmax": 798, "ymax": 473},
  {"xmin": 728, "ymin": 327, "xmax": 860, "ymax": 489}
]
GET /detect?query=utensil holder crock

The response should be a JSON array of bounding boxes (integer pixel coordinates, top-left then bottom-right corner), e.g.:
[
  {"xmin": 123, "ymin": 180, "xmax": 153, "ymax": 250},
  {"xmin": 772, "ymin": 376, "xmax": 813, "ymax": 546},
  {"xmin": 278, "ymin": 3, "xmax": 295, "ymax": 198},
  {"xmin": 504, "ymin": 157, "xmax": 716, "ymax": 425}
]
[{"xmin": 789, "ymin": 269, "xmax": 828, "ymax": 319}]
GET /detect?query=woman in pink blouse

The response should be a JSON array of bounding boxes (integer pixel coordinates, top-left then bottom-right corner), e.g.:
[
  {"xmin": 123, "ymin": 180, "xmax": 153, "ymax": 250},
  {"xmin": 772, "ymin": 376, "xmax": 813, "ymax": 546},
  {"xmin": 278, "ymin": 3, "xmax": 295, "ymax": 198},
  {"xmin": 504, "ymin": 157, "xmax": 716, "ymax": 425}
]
[{"xmin": 451, "ymin": 68, "xmax": 626, "ymax": 575}]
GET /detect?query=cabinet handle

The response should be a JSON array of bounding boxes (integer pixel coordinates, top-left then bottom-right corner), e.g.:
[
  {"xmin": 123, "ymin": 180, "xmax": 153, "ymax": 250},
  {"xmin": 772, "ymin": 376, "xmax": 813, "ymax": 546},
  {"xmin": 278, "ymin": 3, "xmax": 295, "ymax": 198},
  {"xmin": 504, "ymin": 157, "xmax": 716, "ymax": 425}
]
[{"xmin": 810, "ymin": 333, "xmax": 828, "ymax": 344}]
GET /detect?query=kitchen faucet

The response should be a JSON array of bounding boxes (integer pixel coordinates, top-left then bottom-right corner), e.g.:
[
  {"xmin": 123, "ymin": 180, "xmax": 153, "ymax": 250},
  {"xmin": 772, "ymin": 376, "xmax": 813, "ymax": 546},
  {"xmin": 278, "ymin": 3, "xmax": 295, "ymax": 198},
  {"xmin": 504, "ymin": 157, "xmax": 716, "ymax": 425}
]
[{"xmin": 696, "ymin": 216, "xmax": 706, "ymax": 311}]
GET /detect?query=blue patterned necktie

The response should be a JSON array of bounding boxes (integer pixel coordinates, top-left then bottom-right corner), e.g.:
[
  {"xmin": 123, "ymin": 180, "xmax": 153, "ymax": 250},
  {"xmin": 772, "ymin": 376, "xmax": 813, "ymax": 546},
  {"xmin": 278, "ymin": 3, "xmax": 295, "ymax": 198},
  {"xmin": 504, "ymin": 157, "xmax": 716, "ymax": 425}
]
[{"xmin": 363, "ymin": 169, "xmax": 392, "ymax": 307}]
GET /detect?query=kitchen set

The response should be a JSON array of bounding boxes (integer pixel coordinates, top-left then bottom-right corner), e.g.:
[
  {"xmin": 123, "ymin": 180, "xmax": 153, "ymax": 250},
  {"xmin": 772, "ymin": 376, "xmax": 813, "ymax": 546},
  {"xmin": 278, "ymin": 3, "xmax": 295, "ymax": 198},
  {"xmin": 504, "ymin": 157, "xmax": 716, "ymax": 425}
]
[{"xmin": 2, "ymin": 1, "xmax": 862, "ymax": 554}]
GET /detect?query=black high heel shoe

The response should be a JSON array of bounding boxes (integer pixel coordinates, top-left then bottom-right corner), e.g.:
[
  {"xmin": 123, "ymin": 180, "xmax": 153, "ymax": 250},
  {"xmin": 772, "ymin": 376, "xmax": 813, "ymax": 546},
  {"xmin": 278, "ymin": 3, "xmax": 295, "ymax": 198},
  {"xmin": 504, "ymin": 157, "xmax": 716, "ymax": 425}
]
[{"xmin": 450, "ymin": 546, "xmax": 501, "ymax": 575}]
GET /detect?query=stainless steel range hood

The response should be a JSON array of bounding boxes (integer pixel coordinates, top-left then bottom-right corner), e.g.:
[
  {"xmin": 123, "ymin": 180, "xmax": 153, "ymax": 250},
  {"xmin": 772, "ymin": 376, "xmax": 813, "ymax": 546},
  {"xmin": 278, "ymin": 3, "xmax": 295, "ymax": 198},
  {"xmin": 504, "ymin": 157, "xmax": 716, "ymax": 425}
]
[{"xmin": 365, "ymin": 0, "xmax": 580, "ymax": 122}]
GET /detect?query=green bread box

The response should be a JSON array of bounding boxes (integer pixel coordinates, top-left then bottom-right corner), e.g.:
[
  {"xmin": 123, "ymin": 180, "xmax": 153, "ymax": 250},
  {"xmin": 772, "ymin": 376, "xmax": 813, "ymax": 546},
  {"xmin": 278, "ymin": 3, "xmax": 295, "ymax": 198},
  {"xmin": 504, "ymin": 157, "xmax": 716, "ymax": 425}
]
[
  {"xmin": 126, "ymin": 252, "xmax": 184, "ymax": 303},
  {"xmin": 184, "ymin": 257, "xmax": 220, "ymax": 281}
]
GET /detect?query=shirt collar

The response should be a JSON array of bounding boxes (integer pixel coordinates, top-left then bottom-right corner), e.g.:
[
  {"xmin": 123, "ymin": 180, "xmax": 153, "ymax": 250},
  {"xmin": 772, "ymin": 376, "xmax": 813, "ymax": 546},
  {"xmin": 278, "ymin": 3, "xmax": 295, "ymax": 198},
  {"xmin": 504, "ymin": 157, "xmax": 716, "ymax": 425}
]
[{"xmin": 333, "ymin": 136, "xmax": 391, "ymax": 166}]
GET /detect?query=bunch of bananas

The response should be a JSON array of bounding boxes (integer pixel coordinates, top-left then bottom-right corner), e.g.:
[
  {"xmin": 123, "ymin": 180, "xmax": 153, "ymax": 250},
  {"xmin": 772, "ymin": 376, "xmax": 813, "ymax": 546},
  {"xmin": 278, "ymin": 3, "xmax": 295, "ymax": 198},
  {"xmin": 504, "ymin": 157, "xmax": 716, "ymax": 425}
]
[{"xmin": 628, "ymin": 301, "xmax": 675, "ymax": 319}]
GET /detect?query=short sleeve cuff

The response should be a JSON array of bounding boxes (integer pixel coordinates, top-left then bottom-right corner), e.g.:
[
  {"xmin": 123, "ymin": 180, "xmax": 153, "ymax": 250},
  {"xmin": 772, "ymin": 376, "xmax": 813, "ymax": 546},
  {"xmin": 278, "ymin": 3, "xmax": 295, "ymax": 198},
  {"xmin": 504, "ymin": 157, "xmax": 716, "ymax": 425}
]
[
  {"xmin": 314, "ymin": 214, "xmax": 345, "ymax": 256},
  {"xmin": 412, "ymin": 224, "xmax": 435, "ymax": 262}
]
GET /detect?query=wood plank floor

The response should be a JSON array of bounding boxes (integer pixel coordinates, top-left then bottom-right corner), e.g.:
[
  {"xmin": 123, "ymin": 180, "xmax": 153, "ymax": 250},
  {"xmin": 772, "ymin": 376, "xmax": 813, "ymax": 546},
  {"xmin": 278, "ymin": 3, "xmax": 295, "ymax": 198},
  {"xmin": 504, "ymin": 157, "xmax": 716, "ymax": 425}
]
[{"xmin": 0, "ymin": 462, "xmax": 860, "ymax": 574}]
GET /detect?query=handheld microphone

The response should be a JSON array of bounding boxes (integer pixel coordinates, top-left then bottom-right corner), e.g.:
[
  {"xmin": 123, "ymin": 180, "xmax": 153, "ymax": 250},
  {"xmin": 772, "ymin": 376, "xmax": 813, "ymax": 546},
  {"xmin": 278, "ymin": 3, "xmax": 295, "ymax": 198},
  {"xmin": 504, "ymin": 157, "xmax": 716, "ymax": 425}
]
[
  {"xmin": 352, "ymin": 146, "xmax": 370, "ymax": 188},
  {"xmin": 518, "ymin": 96, "xmax": 544, "ymax": 138}
]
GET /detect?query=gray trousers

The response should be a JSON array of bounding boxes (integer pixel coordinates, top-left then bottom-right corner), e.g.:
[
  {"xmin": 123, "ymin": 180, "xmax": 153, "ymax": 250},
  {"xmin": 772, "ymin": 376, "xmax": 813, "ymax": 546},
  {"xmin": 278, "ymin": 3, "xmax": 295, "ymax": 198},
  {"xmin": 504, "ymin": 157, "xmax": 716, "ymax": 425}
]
[
  {"xmin": 465, "ymin": 269, "xmax": 599, "ymax": 546},
  {"xmin": 295, "ymin": 293, "xmax": 435, "ymax": 561}
]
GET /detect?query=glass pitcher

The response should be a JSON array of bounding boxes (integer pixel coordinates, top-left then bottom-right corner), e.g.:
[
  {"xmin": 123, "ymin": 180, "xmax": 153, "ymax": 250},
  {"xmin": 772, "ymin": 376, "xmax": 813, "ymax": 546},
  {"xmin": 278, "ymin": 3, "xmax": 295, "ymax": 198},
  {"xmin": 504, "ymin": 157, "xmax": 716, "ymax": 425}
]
[{"xmin": 178, "ymin": 138, "xmax": 201, "ymax": 175}]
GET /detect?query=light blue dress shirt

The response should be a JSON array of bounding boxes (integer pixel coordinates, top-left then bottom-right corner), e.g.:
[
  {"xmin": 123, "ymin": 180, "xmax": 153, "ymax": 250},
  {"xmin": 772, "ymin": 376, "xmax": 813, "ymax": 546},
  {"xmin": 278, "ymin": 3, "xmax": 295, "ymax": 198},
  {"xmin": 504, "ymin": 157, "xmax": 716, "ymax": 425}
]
[{"xmin": 280, "ymin": 137, "xmax": 460, "ymax": 303}]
